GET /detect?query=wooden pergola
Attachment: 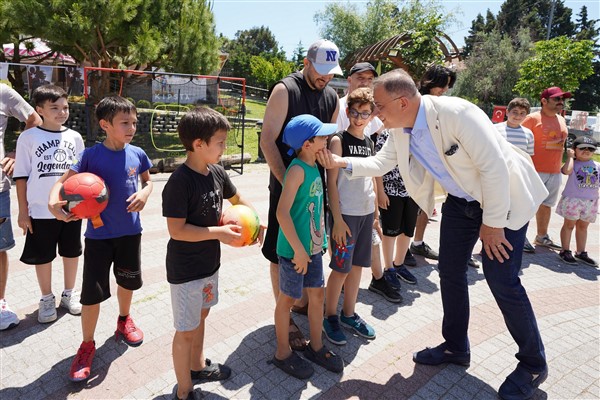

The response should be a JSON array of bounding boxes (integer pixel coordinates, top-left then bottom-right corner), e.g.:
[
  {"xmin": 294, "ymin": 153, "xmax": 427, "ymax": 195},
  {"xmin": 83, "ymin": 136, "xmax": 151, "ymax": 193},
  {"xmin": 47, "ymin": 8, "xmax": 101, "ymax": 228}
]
[{"xmin": 342, "ymin": 32, "xmax": 462, "ymax": 73}]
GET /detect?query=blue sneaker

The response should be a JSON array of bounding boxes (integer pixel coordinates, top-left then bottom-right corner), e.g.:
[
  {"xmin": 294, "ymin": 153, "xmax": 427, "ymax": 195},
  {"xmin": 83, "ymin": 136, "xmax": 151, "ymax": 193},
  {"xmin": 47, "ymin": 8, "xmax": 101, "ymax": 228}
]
[
  {"xmin": 395, "ymin": 264, "xmax": 417, "ymax": 285},
  {"xmin": 383, "ymin": 267, "xmax": 402, "ymax": 290},
  {"xmin": 323, "ymin": 315, "xmax": 347, "ymax": 345},
  {"xmin": 340, "ymin": 313, "xmax": 376, "ymax": 340}
]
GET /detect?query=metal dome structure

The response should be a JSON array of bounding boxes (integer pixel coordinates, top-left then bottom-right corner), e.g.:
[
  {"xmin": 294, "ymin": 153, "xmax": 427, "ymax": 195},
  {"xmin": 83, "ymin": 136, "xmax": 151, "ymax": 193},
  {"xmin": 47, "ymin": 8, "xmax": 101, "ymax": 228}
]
[{"xmin": 342, "ymin": 32, "xmax": 462, "ymax": 73}]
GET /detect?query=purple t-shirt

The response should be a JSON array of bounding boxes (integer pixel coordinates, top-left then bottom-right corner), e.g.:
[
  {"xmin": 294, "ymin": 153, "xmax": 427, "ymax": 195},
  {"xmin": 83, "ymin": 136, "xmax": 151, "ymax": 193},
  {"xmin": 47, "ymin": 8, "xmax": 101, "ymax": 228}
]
[
  {"xmin": 71, "ymin": 143, "xmax": 152, "ymax": 239},
  {"xmin": 561, "ymin": 159, "xmax": 600, "ymax": 201}
]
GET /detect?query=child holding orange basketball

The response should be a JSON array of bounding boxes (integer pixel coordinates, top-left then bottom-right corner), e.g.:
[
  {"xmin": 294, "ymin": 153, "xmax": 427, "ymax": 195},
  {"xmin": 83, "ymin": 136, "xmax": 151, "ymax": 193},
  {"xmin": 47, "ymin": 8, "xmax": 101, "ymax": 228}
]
[
  {"xmin": 162, "ymin": 107, "xmax": 264, "ymax": 400},
  {"xmin": 48, "ymin": 96, "xmax": 153, "ymax": 383},
  {"xmin": 13, "ymin": 84, "xmax": 85, "ymax": 324},
  {"xmin": 272, "ymin": 114, "xmax": 343, "ymax": 379}
]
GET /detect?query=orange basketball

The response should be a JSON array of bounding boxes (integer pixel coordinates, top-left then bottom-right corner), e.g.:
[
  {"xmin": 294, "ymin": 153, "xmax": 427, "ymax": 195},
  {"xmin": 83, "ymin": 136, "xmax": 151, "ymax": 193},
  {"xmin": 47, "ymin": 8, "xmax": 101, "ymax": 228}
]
[{"xmin": 220, "ymin": 205, "xmax": 260, "ymax": 247}]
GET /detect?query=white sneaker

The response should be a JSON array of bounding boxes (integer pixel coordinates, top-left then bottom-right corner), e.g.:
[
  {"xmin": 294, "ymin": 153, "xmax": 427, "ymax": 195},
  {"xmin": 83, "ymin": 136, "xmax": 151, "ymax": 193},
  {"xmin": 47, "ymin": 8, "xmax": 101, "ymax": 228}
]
[
  {"xmin": 38, "ymin": 294, "xmax": 57, "ymax": 323},
  {"xmin": 0, "ymin": 299, "xmax": 20, "ymax": 330},
  {"xmin": 60, "ymin": 291, "xmax": 82, "ymax": 315}
]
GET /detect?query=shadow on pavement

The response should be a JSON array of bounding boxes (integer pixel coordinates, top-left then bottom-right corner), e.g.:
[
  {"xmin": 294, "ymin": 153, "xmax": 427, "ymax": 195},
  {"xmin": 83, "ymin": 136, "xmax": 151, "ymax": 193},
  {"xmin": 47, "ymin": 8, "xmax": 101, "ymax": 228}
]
[
  {"xmin": 0, "ymin": 308, "xmax": 70, "ymax": 349},
  {"xmin": 319, "ymin": 363, "xmax": 548, "ymax": 400},
  {"xmin": 0, "ymin": 336, "xmax": 134, "ymax": 400}
]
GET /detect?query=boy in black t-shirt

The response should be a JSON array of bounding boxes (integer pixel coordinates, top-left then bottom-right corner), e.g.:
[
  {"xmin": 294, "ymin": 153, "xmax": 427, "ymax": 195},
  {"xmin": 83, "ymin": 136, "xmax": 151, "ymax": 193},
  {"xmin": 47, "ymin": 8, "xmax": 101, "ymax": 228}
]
[{"xmin": 162, "ymin": 107, "xmax": 264, "ymax": 400}]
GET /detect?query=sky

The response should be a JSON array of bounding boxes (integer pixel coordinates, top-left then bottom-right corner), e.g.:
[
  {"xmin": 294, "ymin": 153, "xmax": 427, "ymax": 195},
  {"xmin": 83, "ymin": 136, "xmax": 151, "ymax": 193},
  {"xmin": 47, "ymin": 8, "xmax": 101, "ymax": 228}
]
[{"xmin": 212, "ymin": 0, "xmax": 599, "ymax": 59}]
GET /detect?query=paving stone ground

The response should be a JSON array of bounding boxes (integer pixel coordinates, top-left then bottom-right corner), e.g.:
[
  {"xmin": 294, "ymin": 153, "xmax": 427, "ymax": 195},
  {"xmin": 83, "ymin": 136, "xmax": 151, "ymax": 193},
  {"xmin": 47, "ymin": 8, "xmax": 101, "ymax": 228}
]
[{"xmin": 0, "ymin": 163, "xmax": 598, "ymax": 400}]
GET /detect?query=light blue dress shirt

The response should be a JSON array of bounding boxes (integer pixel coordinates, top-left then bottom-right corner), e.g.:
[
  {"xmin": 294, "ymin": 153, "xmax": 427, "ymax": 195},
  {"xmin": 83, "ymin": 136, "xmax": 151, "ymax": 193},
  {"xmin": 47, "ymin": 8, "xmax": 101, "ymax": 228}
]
[{"xmin": 406, "ymin": 100, "xmax": 474, "ymax": 201}]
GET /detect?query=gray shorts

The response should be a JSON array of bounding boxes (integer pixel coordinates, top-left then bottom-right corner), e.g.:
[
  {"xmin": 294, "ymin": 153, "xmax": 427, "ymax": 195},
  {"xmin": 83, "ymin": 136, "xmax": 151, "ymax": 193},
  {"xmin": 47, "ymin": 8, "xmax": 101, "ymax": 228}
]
[
  {"xmin": 538, "ymin": 172, "xmax": 562, "ymax": 207},
  {"xmin": 170, "ymin": 271, "xmax": 219, "ymax": 332},
  {"xmin": 329, "ymin": 213, "xmax": 374, "ymax": 273},
  {"xmin": 0, "ymin": 190, "xmax": 15, "ymax": 252}
]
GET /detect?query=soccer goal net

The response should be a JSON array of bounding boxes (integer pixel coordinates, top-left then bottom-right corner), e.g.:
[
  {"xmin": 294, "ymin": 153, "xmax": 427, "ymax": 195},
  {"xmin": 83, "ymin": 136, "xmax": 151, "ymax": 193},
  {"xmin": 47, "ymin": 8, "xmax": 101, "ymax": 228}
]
[{"xmin": 83, "ymin": 67, "xmax": 248, "ymax": 174}]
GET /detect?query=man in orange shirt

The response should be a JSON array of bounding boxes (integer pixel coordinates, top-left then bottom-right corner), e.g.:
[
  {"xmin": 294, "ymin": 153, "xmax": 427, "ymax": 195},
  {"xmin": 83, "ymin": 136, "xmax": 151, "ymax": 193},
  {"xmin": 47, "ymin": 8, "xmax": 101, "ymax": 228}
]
[{"xmin": 522, "ymin": 87, "xmax": 570, "ymax": 249}]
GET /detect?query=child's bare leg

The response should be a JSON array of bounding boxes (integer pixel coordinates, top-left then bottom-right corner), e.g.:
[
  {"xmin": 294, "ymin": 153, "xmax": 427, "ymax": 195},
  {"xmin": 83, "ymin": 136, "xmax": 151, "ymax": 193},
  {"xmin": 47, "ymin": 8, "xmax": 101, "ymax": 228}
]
[
  {"xmin": 190, "ymin": 308, "xmax": 210, "ymax": 371},
  {"xmin": 270, "ymin": 262, "xmax": 279, "ymax": 300},
  {"xmin": 324, "ymin": 270, "xmax": 346, "ymax": 317},
  {"xmin": 35, "ymin": 262, "xmax": 52, "ymax": 295},
  {"xmin": 574, "ymin": 220, "xmax": 589, "ymax": 253},
  {"xmin": 274, "ymin": 292, "xmax": 295, "ymax": 359},
  {"xmin": 117, "ymin": 286, "xmax": 133, "ymax": 316},
  {"xmin": 371, "ymin": 243, "xmax": 383, "ymax": 279},
  {"xmin": 0, "ymin": 251, "xmax": 8, "ymax": 299},
  {"xmin": 173, "ymin": 329, "xmax": 196, "ymax": 399},
  {"xmin": 81, "ymin": 304, "xmax": 100, "ymax": 342},
  {"xmin": 395, "ymin": 234, "xmax": 412, "ymax": 265},
  {"xmin": 62, "ymin": 256, "xmax": 78, "ymax": 290},
  {"xmin": 307, "ymin": 287, "xmax": 325, "ymax": 351},
  {"xmin": 341, "ymin": 266, "xmax": 362, "ymax": 317},
  {"xmin": 381, "ymin": 235, "xmax": 395, "ymax": 269},
  {"xmin": 413, "ymin": 210, "xmax": 428, "ymax": 242},
  {"xmin": 560, "ymin": 219, "xmax": 576, "ymax": 249}
]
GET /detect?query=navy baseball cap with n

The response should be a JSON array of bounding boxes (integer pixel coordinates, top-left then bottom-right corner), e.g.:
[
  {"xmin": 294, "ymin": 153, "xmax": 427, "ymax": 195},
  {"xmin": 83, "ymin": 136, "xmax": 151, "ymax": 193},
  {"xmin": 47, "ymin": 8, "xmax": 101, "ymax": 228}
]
[
  {"xmin": 541, "ymin": 86, "xmax": 572, "ymax": 100},
  {"xmin": 307, "ymin": 39, "xmax": 343, "ymax": 76},
  {"xmin": 283, "ymin": 114, "xmax": 338, "ymax": 156},
  {"xmin": 573, "ymin": 136, "xmax": 597, "ymax": 151}
]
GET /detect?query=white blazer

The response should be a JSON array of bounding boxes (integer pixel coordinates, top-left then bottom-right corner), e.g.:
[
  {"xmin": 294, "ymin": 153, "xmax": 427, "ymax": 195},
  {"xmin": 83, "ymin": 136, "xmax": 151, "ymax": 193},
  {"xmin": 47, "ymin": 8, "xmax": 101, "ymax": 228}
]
[{"xmin": 349, "ymin": 95, "xmax": 548, "ymax": 230}]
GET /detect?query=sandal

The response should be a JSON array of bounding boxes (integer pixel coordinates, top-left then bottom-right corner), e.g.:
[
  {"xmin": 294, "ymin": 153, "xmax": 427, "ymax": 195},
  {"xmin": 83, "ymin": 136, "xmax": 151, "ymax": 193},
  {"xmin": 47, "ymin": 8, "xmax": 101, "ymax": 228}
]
[
  {"xmin": 304, "ymin": 344, "xmax": 344, "ymax": 373},
  {"xmin": 289, "ymin": 317, "xmax": 308, "ymax": 351},
  {"xmin": 291, "ymin": 304, "xmax": 308, "ymax": 316},
  {"xmin": 190, "ymin": 358, "xmax": 232, "ymax": 382},
  {"xmin": 271, "ymin": 352, "xmax": 314, "ymax": 379}
]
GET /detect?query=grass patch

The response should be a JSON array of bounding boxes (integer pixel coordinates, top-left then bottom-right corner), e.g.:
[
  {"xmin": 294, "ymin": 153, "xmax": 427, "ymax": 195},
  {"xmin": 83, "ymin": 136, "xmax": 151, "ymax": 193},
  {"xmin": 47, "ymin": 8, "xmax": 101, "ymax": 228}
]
[{"xmin": 245, "ymin": 99, "xmax": 267, "ymax": 120}]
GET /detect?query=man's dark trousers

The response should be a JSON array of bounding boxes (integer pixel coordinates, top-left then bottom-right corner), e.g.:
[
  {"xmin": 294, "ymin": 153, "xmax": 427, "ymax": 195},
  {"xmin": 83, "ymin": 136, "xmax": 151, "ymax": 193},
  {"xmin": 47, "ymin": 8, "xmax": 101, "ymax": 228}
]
[{"xmin": 438, "ymin": 194, "xmax": 547, "ymax": 373}]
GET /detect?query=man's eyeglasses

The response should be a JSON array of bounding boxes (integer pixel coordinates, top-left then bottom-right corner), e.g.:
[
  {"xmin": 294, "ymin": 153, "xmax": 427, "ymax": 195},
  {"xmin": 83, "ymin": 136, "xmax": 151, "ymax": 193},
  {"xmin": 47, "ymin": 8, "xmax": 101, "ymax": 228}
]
[
  {"xmin": 375, "ymin": 96, "xmax": 402, "ymax": 111},
  {"xmin": 550, "ymin": 97, "xmax": 566, "ymax": 102},
  {"xmin": 577, "ymin": 146, "xmax": 595, "ymax": 152},
  {"xmin": 348, "ymin": 108, "xmax": 372, "ymax": 120}
]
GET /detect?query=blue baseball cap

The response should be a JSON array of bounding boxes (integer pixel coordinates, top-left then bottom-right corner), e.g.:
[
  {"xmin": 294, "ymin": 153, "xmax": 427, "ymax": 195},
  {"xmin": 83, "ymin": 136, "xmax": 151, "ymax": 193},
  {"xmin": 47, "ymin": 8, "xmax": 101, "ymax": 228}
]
[{"xmin": 283, "ymin": 114, "xmax": 337, "ymax": 156}]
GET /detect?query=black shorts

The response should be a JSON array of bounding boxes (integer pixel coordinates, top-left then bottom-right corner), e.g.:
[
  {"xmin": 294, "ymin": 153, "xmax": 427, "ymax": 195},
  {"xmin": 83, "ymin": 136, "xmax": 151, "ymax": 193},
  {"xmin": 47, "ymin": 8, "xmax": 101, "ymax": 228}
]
[
  {"xmin": 379, "ymin": 196, "xmax": 419, "ymax": 237},
  {"xmin": 80, "ymin": 234, "xmax": 143, "ymax": 305},
  {"xmin": 261, "ymin": 175, "xmax": 282, "ymax": 265},
  {"xmin": 20, "ymin": 219, "xmax": 82, "ymax": 265}
]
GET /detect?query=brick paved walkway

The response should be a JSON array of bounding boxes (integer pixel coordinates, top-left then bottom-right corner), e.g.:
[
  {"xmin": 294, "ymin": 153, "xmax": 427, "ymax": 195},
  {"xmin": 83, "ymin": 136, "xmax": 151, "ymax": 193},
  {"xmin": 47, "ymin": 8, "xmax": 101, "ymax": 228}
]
[{"xmin": 0, "ymin": 163, "xmax": 598, "ymax": 399}]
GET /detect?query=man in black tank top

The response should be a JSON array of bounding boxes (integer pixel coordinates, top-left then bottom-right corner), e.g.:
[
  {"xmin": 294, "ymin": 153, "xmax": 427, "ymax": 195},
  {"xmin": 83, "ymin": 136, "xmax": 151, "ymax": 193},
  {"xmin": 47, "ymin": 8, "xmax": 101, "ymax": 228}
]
[{"xmin": 259, "ymin": 39, "xmax": 341, "ymax": 350}]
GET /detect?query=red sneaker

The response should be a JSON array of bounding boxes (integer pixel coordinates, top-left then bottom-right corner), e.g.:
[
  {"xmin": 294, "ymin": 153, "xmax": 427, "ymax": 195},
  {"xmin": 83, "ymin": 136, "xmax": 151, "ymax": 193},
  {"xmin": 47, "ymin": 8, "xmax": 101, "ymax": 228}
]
[
  {"xmin": 69, "ymin": 340, "xmax": 96, "ymax": 382},
  {"xmin": 115, "ymin": 315, "xmax": 144, "ymax": 346}
]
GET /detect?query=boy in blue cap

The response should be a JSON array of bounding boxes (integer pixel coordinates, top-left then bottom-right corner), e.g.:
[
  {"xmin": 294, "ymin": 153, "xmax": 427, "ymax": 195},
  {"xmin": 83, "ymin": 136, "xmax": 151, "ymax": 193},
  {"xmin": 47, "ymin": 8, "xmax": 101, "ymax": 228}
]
[{"xmin": 272, "ymin": 114, "xmax": 343, "ymax": 379}]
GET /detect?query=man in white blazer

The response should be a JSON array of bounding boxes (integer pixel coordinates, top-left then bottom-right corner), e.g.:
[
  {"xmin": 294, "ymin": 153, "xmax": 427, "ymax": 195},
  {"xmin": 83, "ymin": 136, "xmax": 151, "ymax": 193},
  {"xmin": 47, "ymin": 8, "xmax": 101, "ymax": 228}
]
[{"xmin": 317, "ymin": 69, "xmax": 548, "ymax": 400}]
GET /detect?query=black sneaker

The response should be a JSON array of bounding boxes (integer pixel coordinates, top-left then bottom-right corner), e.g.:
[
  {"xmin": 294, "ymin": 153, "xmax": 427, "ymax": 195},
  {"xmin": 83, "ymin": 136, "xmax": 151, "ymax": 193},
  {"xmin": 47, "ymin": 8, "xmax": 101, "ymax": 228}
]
[
  {"xmin": 410, "ymin": 242, "xmax": 439, "ymax": 260},
  {"xmin": 404, "ymin": 249, "xmax": 417, "ymax": 267},
  {"xmin": 523, "ymin": 238, "xmax": 535, "ymax": 253},
  {"xmin": 368, "ymin": 276, "xmax": 403, "ymax": 303},
  {"xmin": 395, "ymin": 264, "xmax": 417, "ymax": 285},
  {"xmin": 574, "ymin": 251, "xmax": 598, "ymax": 267},
  {"xmin": 558, "ymin": 250, "xmax": 577, "ymax": 265}
]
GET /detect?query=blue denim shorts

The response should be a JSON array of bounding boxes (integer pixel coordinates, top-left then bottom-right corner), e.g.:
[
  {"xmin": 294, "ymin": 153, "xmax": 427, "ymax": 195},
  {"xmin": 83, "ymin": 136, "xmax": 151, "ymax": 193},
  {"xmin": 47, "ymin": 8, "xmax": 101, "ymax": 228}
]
[
  {"xmin": 0, "ymin": 190, "xmax": 15, "ymax": 252},
  {"xmin": 278, "ymin": 254, "xmax": 324, "ymax": 299}
]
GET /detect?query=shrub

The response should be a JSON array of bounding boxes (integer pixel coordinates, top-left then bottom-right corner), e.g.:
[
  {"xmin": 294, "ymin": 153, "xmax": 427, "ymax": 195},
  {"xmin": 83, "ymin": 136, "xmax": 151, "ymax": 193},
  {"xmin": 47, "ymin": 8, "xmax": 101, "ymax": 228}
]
[{"xmin": 137, "ymin": 99, "xmax": 152, "ymax": 109}]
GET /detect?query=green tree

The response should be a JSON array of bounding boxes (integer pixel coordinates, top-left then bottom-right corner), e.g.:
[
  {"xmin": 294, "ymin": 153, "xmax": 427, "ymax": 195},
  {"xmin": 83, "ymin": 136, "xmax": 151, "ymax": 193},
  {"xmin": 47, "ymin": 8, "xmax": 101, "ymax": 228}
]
[
  {"xmin": 514, "ymin": 36, "xmax": 594, "ymax": 101},
  {"xmin": 496, "ymin": 0, "xmax": 575, "ymax": 41},
  {"xmin": 454, "ymin": 28, "xmax": 534, "ymax": 110},
  {"xmin": 314, "ymin": 0, "xmax": 455, "ymax": 79},
  {"xmin": 249, "ymin": 56, "xmax": 294, "ymax": 89},
  {"xmin": 291, "ymin": 41, "xmax": 306, "ymax": 70},
  {"xmin": 314, "ymin": 1, "xmax": 364, "ymax": 60},
  {"xmin": 571, "ymin": 6, "xmax": 600, "ymax": 111},
  {"xmin": 463, "ymin": 10, "xmax": 497, "ymax": 57},
  {"xmin": 4, "ymin": 0, "xmax": 219, "ymax": 99},
  {"xmin": 222, "ymin": 26, "xmax": 285, "ymax": 86}
]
